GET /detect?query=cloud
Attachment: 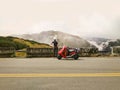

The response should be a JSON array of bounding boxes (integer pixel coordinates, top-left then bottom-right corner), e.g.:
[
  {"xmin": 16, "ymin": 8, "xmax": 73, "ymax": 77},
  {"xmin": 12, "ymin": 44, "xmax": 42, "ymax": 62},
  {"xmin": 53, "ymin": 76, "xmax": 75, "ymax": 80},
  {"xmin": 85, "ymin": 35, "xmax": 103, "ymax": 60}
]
[
  {"xmin": 28, "ymin": 21, "xmax": 68, "ymax": 33},
  {"xmin": 24, "ymin": 13, "xmax": 120, "ymax": 39},
  {"xmin": 0, "ymin": 0, "xmax": 120, "ymax": 39},
  {"xmin": 73, "ymin": 13, "xmax": 120, "ymax": 39}
]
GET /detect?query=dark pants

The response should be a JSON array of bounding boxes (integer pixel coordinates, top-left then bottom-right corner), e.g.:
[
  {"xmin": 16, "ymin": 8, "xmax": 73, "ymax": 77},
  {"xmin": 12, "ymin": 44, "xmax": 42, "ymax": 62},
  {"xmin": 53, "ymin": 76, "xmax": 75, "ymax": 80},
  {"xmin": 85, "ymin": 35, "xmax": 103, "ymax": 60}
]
[{"xmin": 53, "ymin": 47, "xmax": 58, "ymax": 57}]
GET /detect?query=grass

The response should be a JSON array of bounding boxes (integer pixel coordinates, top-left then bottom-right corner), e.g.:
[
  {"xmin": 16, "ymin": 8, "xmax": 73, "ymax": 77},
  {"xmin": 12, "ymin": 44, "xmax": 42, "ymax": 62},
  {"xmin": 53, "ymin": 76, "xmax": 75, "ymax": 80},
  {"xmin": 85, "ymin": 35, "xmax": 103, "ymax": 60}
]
[{"xmin": 15, "ymin": 51, "xmax": 27, "ymax": 58}]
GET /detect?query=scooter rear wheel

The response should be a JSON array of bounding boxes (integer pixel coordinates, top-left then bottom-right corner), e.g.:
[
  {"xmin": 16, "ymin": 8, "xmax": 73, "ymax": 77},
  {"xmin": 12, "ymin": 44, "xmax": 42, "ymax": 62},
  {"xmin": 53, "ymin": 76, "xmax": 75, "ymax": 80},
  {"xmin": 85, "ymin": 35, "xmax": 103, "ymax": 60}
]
[{"xmin": 74, "ymin": 54, "xmax": 79, "ymax": 60}]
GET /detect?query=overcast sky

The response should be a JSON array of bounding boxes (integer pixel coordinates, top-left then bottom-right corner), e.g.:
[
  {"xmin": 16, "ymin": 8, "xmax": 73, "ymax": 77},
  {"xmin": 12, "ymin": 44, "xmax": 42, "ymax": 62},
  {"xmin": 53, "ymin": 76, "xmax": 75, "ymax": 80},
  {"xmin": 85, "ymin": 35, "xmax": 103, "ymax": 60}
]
[{"xmin": 0, "ymin": 0, "xmax": 120, "ymax": 39}]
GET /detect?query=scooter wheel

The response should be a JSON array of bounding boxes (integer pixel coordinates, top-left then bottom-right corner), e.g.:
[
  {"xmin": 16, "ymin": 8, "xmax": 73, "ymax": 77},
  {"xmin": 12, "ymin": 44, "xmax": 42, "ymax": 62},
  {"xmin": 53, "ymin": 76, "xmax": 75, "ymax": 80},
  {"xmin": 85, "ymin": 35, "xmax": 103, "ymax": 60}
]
[
  {"xmin": 57, "ymin": 55, "xmax": 62, "ymax": 60},
  {"xmin": 74, "ymin": 54, "xmax": 79, "ymax": 60}
]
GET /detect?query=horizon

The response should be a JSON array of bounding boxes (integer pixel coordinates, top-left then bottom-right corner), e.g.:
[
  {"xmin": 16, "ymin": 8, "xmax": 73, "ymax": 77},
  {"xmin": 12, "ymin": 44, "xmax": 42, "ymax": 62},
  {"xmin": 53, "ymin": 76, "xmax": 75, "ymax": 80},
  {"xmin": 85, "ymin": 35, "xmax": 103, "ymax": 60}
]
[{"xmin": 5, "ymin": 30, "xmax": 119, "ymax": 40}]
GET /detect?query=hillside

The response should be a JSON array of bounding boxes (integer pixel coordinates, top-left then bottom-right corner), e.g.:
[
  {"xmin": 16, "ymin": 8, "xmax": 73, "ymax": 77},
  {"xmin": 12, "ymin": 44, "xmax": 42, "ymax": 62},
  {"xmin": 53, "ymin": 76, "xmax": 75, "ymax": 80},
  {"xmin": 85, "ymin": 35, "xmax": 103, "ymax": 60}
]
[
  {"xmin": 84, "ymin": 37, "xmax": 120, "ymax": 51},
  {"xmin": 15, "ymin": 31, "xmax": 91, "ymax": 48},
  {"xmin": 109, "ymin": 39, "xmax": 120, "ymax": 46},
  {"xmin": 0, "ymin": 36, "xmax": 51, "ymax": 50},
  {"xmin": 84, "ymin": 37, "xmax": 110, "ymax": 45}
]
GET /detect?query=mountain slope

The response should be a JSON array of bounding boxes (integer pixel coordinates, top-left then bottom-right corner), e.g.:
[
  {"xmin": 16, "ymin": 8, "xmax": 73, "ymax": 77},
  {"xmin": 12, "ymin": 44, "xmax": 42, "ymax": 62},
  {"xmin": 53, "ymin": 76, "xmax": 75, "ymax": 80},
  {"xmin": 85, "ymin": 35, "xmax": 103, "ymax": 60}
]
[
  {"xmin": 16, "ymin": 31, "xmax": 91, "ymax": 48},
  {"xmin": 84, "ymin": 37, "xmax": 120, "ymax": 51},
  {"xmin": 84, "ymin": 37, "xmax": 110, "ymax": 45},
  {"xmin": 0, "ymin": 36, "xmax": 51, "ymax": 50}
]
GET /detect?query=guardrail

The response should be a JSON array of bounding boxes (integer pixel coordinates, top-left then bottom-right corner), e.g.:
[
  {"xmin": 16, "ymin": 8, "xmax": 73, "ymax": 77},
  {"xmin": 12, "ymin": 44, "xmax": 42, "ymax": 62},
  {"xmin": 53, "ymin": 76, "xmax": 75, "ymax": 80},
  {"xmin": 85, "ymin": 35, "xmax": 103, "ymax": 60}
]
[
  {"xmin": 79, "ymin": 47, "xmax": 98, "ymax": 56},
  {"xmin": 26, "ymin": 47, "xmax": 99, "ymax": 57},
  {"xmin": 26, "ymin": 48, "xmax": 54, "ymax": 57},
  {"xmin": 0, "ymin": 47, "xmax": 15, "ymax": 57},
  {"xmin": 111, "ymin": 46, "xmax": 120, "ymax": 56},
  {"xmin": 26, "ymin": 47, "xmax": 120, "ymax": 57},
  {"xmin": 0, "ymin": 47, "xmax": 120, "ymax": 58}
]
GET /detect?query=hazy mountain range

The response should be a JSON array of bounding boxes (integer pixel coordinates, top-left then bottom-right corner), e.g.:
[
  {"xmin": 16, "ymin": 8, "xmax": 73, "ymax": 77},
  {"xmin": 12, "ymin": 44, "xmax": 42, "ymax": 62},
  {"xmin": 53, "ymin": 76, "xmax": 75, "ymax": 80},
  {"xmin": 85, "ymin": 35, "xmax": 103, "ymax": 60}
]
[
  {"xmin": 14, "ymin": 30, "xmax": 120, "ymax": 50},
  {"xmin": 15, "ymin": 31, "xmax": 91, "ymax": 48},
  {"xmin": 84, "ymin": 37, "xmax": 120, "ymax": 51},
  {"xmin": 84, "ymin": 37, "xmax": 110, "ymax": 45}
]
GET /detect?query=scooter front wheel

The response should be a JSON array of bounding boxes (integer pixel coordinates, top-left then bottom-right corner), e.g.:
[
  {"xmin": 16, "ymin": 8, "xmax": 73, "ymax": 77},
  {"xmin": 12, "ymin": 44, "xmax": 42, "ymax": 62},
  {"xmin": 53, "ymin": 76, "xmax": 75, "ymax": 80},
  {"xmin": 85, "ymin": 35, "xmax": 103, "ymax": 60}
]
[{"xmin": 57, "ymin": 55, "xmax": 62, "ymax": 60}]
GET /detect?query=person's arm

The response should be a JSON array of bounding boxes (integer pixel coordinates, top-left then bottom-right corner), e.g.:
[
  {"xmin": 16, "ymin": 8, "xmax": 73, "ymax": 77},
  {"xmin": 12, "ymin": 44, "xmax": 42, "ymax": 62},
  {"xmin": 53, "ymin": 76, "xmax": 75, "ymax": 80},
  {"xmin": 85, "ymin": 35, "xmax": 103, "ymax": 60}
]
[{"xmin": 50, "ymin": 41, "xmax": 54, "ymax": 47}]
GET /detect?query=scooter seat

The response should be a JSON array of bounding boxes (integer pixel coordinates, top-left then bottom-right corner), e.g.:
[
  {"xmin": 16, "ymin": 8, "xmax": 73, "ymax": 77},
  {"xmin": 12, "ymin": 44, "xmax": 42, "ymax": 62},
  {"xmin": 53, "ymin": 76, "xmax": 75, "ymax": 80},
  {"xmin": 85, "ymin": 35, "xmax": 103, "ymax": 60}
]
[{"xmin": 69, "ymin": 49, "xmax": 75, "ymax": 52}]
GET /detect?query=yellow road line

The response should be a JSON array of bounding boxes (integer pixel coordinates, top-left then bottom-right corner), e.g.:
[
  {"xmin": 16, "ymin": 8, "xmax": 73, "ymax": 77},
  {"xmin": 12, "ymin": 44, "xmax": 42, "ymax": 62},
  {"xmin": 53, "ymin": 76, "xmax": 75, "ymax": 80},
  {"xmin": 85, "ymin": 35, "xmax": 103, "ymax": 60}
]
[{"xmin": 0, "ymin": 73, "xmax": 120, "ymax": 77}]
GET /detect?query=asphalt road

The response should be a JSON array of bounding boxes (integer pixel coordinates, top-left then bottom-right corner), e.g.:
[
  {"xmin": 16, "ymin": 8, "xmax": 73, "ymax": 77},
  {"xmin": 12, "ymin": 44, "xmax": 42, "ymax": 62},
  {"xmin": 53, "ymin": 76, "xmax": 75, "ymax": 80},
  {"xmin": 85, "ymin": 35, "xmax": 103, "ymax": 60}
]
[{"xmin": 0, "ymin": 57, "xmax": 120, "ymax": 90}]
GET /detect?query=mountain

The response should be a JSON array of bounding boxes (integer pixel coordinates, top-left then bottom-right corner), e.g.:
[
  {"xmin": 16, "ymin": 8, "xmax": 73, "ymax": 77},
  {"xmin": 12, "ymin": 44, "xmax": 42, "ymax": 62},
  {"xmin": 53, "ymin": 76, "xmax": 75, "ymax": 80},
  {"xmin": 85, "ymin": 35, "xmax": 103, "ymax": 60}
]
[
  {"xmin": 84, "ymin": 37, "xmax": 110, "ymax": 45},
  {"xmin": 84, "ymin": 37, "xmax": 120, "ymax": 51},
  {"xmin": 109, "ymin": 39, "xmax": 120, "ymax": 46},
  {"xmin": 15, "ymin": 31, "xmax": 91, "ymax": 48},
  {"xmin": 0, "ymin": 36, "xmax": 51, "ymax": 50}
]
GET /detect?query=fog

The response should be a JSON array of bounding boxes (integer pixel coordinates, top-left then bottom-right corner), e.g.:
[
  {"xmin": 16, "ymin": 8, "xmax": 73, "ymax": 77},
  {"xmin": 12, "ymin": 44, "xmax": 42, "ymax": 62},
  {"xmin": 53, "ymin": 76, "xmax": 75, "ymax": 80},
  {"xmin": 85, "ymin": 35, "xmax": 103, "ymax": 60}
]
[{"xmin": 0, "ymin": 0, "xmax": 120, "ymax": 39}]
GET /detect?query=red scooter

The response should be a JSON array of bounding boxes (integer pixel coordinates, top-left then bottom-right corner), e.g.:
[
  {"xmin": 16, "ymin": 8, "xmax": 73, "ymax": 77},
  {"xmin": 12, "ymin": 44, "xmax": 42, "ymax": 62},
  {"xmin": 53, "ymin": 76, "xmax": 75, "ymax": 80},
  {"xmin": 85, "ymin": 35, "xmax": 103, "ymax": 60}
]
[{"xmin": 57, "ymin": 46, "xmax": 79, "ymax": 60}]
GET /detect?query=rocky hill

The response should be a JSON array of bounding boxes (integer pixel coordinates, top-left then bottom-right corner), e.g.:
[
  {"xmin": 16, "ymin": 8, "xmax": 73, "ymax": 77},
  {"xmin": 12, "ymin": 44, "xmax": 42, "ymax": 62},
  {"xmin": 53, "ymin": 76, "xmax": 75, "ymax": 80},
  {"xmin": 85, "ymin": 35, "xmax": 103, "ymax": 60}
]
[
  {"xmin": 84, "ymin": 37, "xmax": 110, "ymax": 45},
  {"xmin": 16, "ymin": 31, "xmax": 91, "ymax": 48},
  {"xmin": 84, "ymin": 37, "xmax": 120, "ymax": 51}
]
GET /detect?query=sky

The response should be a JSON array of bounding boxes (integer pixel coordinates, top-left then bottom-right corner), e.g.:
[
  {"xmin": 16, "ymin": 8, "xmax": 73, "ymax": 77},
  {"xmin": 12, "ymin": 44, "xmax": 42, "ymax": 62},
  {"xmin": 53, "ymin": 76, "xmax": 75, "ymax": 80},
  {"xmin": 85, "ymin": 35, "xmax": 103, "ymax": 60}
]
[{"xmin": 0, "ymin": 0, "xmax": 120, "ymax": 39}]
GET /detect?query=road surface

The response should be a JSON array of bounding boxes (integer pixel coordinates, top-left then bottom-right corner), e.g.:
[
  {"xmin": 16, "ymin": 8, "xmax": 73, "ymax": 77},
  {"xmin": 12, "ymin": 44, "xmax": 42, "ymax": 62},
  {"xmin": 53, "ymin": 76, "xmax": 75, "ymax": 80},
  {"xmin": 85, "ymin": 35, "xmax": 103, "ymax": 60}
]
[{"xmin": 0, "ymin": 57, "xmax": 120, "ymax": 90}]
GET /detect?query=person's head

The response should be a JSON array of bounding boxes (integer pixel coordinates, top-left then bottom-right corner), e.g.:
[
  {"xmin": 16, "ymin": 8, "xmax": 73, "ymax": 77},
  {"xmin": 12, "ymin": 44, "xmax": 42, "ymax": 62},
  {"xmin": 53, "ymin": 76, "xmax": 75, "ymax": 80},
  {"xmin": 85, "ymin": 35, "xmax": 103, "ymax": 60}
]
[
  {"xmin": 54, "ymin": 39, "xmax": 56, "ymax": 41},
  {"xmin": 53, "ymin": 36, "xmax": 57, "ymax": 40}
]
